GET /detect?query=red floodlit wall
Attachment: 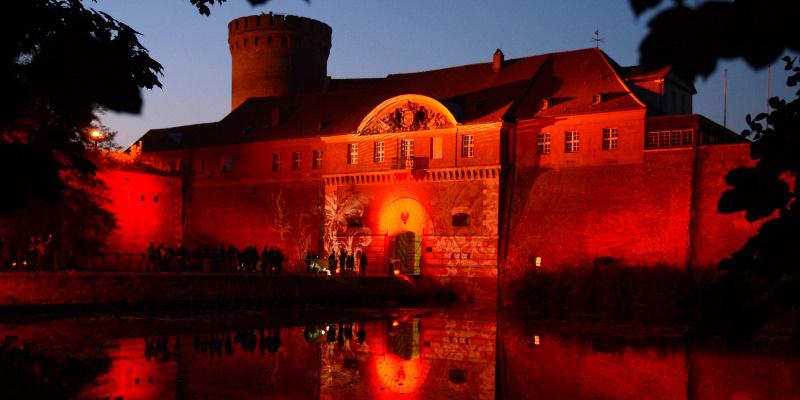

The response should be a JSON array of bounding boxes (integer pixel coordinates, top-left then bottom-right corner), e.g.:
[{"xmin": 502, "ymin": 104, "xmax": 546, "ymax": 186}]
[
  {"xmin": 187, "ymin": 179, "xmax": 323, "ymax": 262},
  {"xmin": 505, "ymin": 149, "xmax": 695, "ymax": 275},
  {"xmin": 143, "ymin": 139, "xmax": 327, "ymax": 269},
  {"xmin": 503, "ymin": 142, "xmax": 758, "ymax": 281},
  {"xmin": 320, "ymin": 124, "xmax": 503, "ymax": 174},
  {"xmin": 100, "ymin": 170, "xmax": 182, "ymax": 255},
  {"xmin": 690, "ymin": 144, "xmax": 760, "ymax": 267},
  {"xmin": 513, "ymin": 110, "xmax": 646, "ymax": 170}
]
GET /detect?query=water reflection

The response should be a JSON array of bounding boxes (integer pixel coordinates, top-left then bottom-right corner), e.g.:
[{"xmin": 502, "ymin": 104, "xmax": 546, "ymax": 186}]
[{"xmin": 0, "ymin": 310, "xmax": 798, "ymax": 399}]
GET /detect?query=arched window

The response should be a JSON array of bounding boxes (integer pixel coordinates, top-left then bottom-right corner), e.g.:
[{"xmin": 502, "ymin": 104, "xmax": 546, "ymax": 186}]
[{"xmin": 451, "ymin": 213, "xmax": 470, "ymax": 227}]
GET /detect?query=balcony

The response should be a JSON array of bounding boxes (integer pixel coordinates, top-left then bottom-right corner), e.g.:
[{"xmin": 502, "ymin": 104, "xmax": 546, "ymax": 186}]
[{"xmin": 391, "ymin": 156, "xmax": 429, "ymax": 170}]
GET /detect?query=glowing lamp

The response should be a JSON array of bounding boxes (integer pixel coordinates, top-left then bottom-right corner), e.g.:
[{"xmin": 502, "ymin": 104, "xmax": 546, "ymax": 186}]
[
  {"xmin": 335, "ymin": 268, "xmax": 341, "ymax": 274},
  {"xmin": 89, "ymin": 129, "xmax": 107, "ymax": 141},
  {"xmin": 391, "ymin": 320, "xmax": 399, "ymax": 327},
  {"xmin": 535, "ymin": 257, "xmax": 542, "ymax": 268},
  {"xmin": 393, "ymin": 269, "xmax": 401, "ymax": 275},
  {"xmin": 534, "ymin": 335, "xmax": 540, "ymax": 345}
]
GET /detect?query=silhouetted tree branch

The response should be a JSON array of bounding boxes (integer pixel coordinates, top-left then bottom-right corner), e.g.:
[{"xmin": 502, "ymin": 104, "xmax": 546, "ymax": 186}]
[
  {"xmin": 1, "ymin": 0, "xmax": 280, "ymax": 256},
  {"xmin": 632, "ymin": 0, "xmax": 800, "ymax": 336},
  {"xmin": 189, "ymin": 0, "xmax": 308, "ymax": 16},
  {"xmin": 632, "ymin": 0, "xmax": 800, "ymax": 80}
]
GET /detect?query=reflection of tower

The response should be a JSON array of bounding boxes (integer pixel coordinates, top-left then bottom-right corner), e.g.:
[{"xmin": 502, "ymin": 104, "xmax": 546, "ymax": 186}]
[{"xmin": 228, "ymin": 14, "xmax": 332, "ymax": 110}]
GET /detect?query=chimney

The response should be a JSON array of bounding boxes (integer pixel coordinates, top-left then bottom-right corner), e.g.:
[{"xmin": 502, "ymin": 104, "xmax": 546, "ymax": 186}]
[{"xmin": 493, "ymin": 49, "xmax": 504, "ymax": 72}]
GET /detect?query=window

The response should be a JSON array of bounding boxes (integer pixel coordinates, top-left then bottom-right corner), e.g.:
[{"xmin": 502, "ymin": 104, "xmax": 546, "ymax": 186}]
[
  {"xmin": 401, "ymin": 139, "xmax": 414, "ymax": 158},
  {"xmin": 451, "ymin": 213, "xmax": 470, "ymax": 227},
  {"xmin": 602, "ymin": 128, "xmax": 618, "ymax": 150},
  {"xmin": 374, "ymin": 141, "xmax": 385, "ymax": 163},
  {"xmin": 431, "ymin": 137, "xmax": 443, "ymax": 159},
  {"xmin": 461, "ymin": 135, "xmax": 474, "ymax": 158},
  {"xmin": 292, "ymin": 152, "xmax": 302, "ymax": 170},
  {"xmin": 272, "ymin": 153, "xmax": 280, "ymax": 172},
  {"xmin": 565, "ymin": 131, "xmax": 580, "ymax": 153},
  {"xmin": 348, "ymin": 143, "xmax": 358, "ymax": 164},
  {"xmin": 346, "ymin": 216, "xmax": 363, "ymax": 228},
  {"xmin": 153, "ymin": 195, "xmax": 159, "ymax": 203},
  {"xmin": 670, "ymin": 130, "xmax": 682, "ymax": 147},
  {"xmin": 646, "ymin": 129, "xmax": 693, "ymax": 149},
  {"xmin": 312, "ymin": 150, "xmax": 323, "ymax": 169},
  {"xmin": 221, "ymin": 155, "xmax": 234, "ymax": 173},
  {"xmin": 537, "ymin": 132, "xmax": 551, "ymax": 154}
]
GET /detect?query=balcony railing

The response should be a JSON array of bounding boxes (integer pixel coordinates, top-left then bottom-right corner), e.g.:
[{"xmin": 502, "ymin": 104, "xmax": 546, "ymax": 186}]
[{"xmin": 391, "ymin": 157, "xmax": 429, "ymax": 170}]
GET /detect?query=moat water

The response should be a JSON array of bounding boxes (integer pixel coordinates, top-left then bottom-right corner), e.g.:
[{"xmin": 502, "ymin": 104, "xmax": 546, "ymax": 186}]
[{"xmin": 1, "ymin": 307, "xmax": 798, "ymax": 399}]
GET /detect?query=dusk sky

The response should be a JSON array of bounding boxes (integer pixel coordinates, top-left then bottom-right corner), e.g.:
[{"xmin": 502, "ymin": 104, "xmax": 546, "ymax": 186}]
[{"xmin": 92, "ymin": 0, "xmax": 788, "ymax": 147}]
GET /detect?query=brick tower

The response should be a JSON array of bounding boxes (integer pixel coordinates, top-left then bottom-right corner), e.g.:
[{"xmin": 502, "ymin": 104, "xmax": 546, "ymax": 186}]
[{"xmin": 228, "ymin": 14, "xmax": 332, "ymax": 110}]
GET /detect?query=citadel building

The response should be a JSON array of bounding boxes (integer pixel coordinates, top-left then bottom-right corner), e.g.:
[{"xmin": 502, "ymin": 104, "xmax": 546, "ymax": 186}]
[{"xmin": 106, "ymin": 14, "xmax": 754, "ymax": 299}]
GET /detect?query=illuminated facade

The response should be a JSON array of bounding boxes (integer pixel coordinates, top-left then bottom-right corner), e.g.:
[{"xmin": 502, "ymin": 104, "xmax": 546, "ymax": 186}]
[{"xmin": 120, "ymin": 14, "xmax": 752, "ymax": 298}]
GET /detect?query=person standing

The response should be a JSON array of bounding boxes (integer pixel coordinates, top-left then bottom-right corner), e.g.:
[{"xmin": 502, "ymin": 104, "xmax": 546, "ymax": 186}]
[
  {"xmin": 359, "ymin": 251, "xmax": 368, "ymax": 276},
  {"xmin": 328, "ymin": 251, "xmax": 337, "ymax": 275},
  {"xmin": 146, "ymin": 242, "xmax": 157, "ymax": 272},
  {"xmin": 339, "ymin": 249, "xmax": 347, "ymax": 275},
  {"xmin": 346, "ymin": 253, "xmax": 354, "ymax": 274}
]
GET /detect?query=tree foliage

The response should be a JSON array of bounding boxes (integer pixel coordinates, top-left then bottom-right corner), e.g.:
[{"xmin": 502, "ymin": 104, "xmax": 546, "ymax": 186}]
[
  {"xmin": 1, "ymin": 0, "xmax": 163, "ymax": 217},
  {"xmin": 632, "ymin": 0, "xmax": 800, "ymax": 335},
  {"xmin": 188, "ymin": 0, "xmax": 307, "ymax": 16},
  {"xmin": 632, "ymin": 0, "xmax": 800, "ymax": 80}
]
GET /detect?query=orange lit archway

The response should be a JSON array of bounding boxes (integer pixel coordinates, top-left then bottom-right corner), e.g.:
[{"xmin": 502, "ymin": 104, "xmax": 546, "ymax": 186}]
[
  {"xmin": 377, "ymin": 197, "xmax": 432, "ymax": 276},
  {"xmin": 377, "ymin": 197, "xmax": 432, "ymax": 237}
]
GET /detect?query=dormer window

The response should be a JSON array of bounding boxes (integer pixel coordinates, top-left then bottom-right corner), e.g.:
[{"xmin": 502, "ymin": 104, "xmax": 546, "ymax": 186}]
[{"xmin": 592, "ymin": 93, "xmax": 603, "ymax": 105}]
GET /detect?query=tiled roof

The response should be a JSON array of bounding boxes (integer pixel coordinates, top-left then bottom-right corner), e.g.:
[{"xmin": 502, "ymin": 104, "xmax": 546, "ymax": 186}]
[{"xmin": 137, "ymin": 48, "xmax": 647, "ymax": 152}]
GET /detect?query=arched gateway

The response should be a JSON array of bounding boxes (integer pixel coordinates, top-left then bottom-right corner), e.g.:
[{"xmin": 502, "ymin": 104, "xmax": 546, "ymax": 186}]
[{"xmin": 377, "ymin": 197, "xmax": 433, "ymax": 275}]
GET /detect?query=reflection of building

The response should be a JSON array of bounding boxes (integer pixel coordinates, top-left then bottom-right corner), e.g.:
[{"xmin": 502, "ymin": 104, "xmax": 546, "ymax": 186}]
[
  {"xmin": 105, "ymin": 14, "xmax": 756, "ymax": 298},
  {"xmin": 320, "ymin": 316, "xmax": 496, "ymax": 399}
]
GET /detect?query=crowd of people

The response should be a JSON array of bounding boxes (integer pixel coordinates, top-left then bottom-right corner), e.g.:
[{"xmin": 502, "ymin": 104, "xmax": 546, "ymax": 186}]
[
  {"xmin": 143, "ymin": 243, "xmax": 286, "ymax": 273},
  {"xmin": 316, "ymin": 248, "xmax": 369, "ymax": 275},
  {"xmin": 1, "ymin": 236, "xmax": 382, "ymax": 276}
]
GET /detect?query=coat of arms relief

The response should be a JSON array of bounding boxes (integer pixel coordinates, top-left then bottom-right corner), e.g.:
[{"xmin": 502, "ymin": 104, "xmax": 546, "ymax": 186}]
[{"xmin": 360, "ymin": 101, "xmax": 453, "ymax": 135}]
